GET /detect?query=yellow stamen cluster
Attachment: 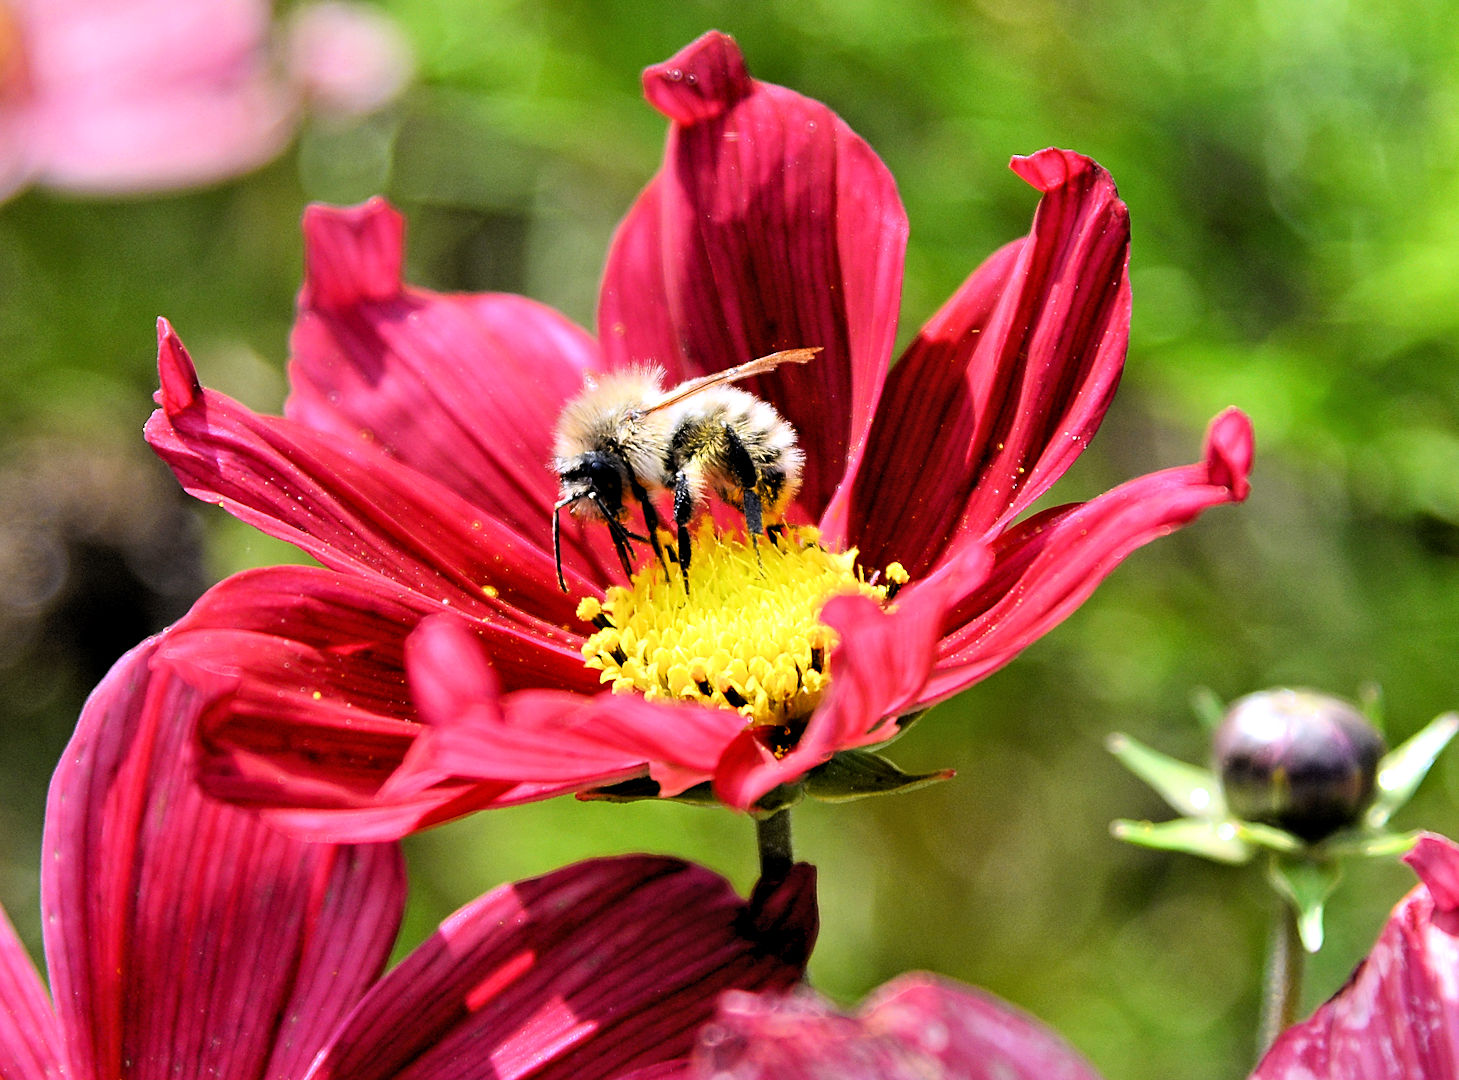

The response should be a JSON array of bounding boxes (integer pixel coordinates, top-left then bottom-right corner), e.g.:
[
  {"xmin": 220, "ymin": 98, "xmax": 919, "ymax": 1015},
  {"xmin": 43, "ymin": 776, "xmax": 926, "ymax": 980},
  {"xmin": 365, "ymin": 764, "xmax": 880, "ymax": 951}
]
[{"xmin": 577, "ymin": 522, "xmax": 908, "ymax": 728}]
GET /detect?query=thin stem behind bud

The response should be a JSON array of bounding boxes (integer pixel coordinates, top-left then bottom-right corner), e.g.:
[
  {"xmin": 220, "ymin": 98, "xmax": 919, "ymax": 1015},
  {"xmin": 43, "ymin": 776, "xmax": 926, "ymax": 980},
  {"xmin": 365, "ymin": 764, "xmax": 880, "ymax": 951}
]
[{"xmin": 1259, "ymin": 898, "xmax": 1304, "ymax": 1056}]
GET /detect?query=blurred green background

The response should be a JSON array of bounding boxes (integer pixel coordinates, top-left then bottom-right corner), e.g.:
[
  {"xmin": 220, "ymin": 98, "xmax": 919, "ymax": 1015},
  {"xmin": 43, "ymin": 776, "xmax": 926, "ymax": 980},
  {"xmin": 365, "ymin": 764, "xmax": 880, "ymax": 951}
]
[{"xmin": 3, "ymin": 1, "xmax": 1457, "ymax": 1077}]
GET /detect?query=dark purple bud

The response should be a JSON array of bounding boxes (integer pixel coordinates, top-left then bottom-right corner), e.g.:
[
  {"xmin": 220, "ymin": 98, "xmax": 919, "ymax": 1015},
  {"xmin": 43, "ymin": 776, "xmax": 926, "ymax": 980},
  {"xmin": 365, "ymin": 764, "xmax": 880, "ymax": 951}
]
[{"xmin": 1213, "ymin": 689, "xmax": 1385, "ymax": 843}]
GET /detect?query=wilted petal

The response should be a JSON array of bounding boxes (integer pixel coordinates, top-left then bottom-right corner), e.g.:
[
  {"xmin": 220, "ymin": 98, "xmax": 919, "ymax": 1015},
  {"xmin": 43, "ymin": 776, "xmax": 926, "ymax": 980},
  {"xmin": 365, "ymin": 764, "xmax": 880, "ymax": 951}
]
[
  {"xmin": 304, "ymin": 857, "xmax": 817, "ymax": 1080},
  {"xmin": 690, "ymin": 973, "xmax": 1103, "ymax": 1080},
  {"xmin": 921, "ymin": 408, "xmax": 1253, "ymax": 706},
  {"xmin": 147, "ymin": 318, "xmax": 585, "ymax": 625},
  {"xmin": 41, "ymin": 637, "xmax": 405, "ymax": 1080},
  {"xmin": 1253, "ymin": 832, "xmax": 1459, "ymax": 1079},
  {"xmin": 288, "ymin": 202, "xmax": 615, "ymax": 583},
  {"xmin": 599, "ymin": 30, "xmax": 907, "ymax": 518},
  {"xmin": 847, "ymin": 150, "xmax": 1130, "ymax": 573},
  {"xmin": 0, "ymin": 908, "xmax": 61, "ymax": 1080}
]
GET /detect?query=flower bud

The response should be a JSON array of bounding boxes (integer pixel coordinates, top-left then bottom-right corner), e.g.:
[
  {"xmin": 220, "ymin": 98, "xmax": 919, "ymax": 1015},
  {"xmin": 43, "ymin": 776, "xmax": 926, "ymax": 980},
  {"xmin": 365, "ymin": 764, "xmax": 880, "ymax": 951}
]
[{"xmin": 1213, "ymin": 689, "xmax": 1385, "ymax": 842}]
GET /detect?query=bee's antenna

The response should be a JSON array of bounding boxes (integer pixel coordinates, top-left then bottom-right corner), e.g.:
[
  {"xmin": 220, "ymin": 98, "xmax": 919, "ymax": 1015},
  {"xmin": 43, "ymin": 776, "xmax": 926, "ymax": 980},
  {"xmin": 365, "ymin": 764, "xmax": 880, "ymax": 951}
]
[{"xmin": 552, "ymin": 497, "xmax": 573, "ymax": 592}]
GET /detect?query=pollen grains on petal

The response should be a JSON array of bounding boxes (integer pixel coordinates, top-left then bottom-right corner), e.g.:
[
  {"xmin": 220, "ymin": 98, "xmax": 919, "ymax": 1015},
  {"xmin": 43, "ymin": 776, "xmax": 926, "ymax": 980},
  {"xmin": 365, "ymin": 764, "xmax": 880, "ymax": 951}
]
[{"xmin": 578, "ymin": 523, "xmax": 904, "ymax": 731}]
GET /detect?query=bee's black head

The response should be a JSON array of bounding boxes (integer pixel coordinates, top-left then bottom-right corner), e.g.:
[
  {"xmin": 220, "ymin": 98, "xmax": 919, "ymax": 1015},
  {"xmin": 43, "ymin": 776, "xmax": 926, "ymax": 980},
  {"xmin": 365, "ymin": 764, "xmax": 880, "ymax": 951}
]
[
  {"xmin": 554, "ymin": 449, "xmax": 630, "ymax": 592},
  {"xmin": 559, "ymin": 450, "xmax": 625, "ymax": 517}
]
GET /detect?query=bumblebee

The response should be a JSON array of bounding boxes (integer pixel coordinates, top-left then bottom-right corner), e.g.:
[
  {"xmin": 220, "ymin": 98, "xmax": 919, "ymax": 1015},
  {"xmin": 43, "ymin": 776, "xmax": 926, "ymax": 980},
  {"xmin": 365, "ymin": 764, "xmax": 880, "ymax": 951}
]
[{"xmin": 551, "ymin": 348, "xmax": 817, "ymax": 591}]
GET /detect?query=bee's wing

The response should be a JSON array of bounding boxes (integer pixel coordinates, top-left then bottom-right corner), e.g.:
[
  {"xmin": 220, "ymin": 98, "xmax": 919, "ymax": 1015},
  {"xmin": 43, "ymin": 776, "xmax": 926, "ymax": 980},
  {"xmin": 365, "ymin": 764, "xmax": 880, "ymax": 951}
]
[{"xmin": 638, "ymin": 348, "xmax": 820, "ymax": 415}]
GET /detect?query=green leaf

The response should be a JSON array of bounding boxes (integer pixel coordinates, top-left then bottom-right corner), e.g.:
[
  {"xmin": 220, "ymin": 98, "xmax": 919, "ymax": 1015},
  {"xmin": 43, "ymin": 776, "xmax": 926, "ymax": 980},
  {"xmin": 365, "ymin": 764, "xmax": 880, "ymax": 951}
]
[
  {"xmin": 1367, "ymin": 712, "xmax": 1459, "ymax": 828},
  {"xmin": 803, "ymin": 750, "xmax": 954, "ymax": 803},
  {"xmin": 1267, "ymin": 857, "xmax": 1341, "ymax": 953},
  {"xmin": 1107, "ymin": 732, "xmax": 1227, "ymax": 818},
  {"xmin": 1234, "ymin": 820, "xmax": 1306, "ymax": 856},
  {"xmin": 1110, "ymin": 817, "xmax": 1255, "ymax": 863}
]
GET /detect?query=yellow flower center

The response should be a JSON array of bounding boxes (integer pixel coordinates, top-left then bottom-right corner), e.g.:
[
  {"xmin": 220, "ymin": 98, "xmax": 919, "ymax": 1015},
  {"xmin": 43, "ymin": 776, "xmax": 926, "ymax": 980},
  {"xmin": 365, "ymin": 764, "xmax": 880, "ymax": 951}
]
[{"xmin": 576, "ymin": 523, "xmax": 907, "ymax": 728}]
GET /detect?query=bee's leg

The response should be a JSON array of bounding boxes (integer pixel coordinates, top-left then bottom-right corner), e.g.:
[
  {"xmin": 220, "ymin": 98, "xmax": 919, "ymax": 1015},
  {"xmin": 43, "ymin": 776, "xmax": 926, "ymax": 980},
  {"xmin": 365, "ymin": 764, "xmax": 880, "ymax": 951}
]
[
  {"xmin": 626, "ymin": 472, "xmax": 670, "ymax": 575},
  {"xmin": 673, "ymin": 470, "xmax": 695, "ymax": 586},
  {"xmin": 721, "ymin": 425, "xmax": 766, "ymax": 567},
  {"xmin": 605, "ymin": 517, "xmax": 637, "ymax": 582}
]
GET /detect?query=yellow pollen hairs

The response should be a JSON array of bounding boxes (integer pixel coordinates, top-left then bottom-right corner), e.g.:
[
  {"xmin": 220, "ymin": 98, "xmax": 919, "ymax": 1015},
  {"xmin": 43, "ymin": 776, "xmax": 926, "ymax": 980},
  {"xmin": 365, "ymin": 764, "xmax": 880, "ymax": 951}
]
[{"xmin": 577, "ymin": 523, "xmax": 909, "ymax": 728}]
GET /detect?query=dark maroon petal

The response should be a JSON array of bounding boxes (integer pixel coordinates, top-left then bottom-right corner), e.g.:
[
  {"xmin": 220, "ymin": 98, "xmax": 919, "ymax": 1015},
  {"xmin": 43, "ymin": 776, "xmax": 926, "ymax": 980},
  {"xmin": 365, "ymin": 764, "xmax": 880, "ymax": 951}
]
[
  {"xmin": 303, "ymin": 857, "xmax": 817, "ymax": 1080},
  {"xmin": 713, "ymin": 541, "xmax": 990, "ymax": 810},
  {"xmin": 392, "ymin": 615, "xmax": 747, "ymax": 800},
  {"xmin": 288, "ymin": 201, "xmax": 617, "ymax": 584},
  {"xmin": 691, "ymin": 973, "xmax": 1103, "ymax": 1079},
  {"xmin": 1252, "ymin": 833, "xmax": 1459, "ymax": 1080},
  {"xmin": 845, "ymin": 150, "xmax": 1130, "ymax": 573},
  {"xmin": 157, "ymin": 567, "xmax": 595, "ymax": 842},
  {"xmin": 41, "ymin": 638, "xmax": 405, "ymax": 1080},
  {"xmin": 921, "ymin": 409, "xmax": 1254, "ymax": 707},
  {"xmin": 0, "ymin": 908, "xmax": 62, "ymax": 1080},
  {"xmin": 599, "ymin": 30, "xmax": 907, "ymax": 519},
  {"xmin": 147, "ymin": 319, "xmax": 589, "ymax": 630}
]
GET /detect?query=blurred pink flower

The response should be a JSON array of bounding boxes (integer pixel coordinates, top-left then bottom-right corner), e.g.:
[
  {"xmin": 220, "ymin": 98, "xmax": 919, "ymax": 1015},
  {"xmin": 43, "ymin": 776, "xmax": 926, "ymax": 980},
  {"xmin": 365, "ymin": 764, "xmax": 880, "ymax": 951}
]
[
  {"xmin": 145, "ymin": 30, "xmax": 1252, "ymax": 839},
  {"xmin": 628, "ymin": 973, "xmax": 1104, "ymax": 1080},
  {"xmin": 0, "ymin": 635, "xmax": 816, "ymax": 1079},
  {"xmin": 0, "ymin": 0, "xmax": 410, "ymax": 201},
  {"xmin": 1251, "ymin": 832, "xmax": 1459, "ymax": 1079}
]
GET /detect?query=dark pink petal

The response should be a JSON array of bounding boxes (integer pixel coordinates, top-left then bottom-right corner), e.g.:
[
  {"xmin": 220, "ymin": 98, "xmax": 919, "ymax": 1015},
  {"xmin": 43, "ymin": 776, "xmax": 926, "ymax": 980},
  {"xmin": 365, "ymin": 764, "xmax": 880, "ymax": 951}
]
[
  {"xmin": 844, "ymin": 150, "xmax": 1130, "ymax": 573},
  {"xmin": 599, "ymin": 30, "xmax": 907, "ymax": 518},
  {"xmin": 392, "ymin": 615, "xmax": 747, "ymax": 800},
  {"xmin": 921, "ymin": 408, "xmax": 1253, "ymax": 707},
  {"xmin": 690, "ymin": 973, "xmax": 1103, "ymax": 1080},
  {"xmin": 42, "ymin": 637, "xmax": 405, "ymax": 1080},
  {"xmin": 288, "ymin": 202, "xmax": 616, "ymax": 583},
  {"xmin": 157, "ymin": 567, "xmax": 594, "ymax": 842},
  {"xmin": 303, "ymin": 857, "xmax": 817, "ymax": 1080},
  {"xmin": 147, "ymin": 318, "xmax": 589, "ymax": 625},
  {"xmin": 0, "ymin": 908, "xmax": 62, "ymax": 1080},
  {"xmin": 713, "ymin": 541, "xmax": 991, "ymax": 810},
  {"xmin": 1252, "ymin": 833, "xmax": 1459, "ymax": 1079}
]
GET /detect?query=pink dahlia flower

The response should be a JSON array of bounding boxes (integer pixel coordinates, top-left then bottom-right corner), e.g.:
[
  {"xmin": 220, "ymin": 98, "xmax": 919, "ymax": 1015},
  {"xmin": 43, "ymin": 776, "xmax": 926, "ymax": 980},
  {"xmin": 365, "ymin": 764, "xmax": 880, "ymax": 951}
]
[
  {"xmin": 147, "ymin": 30, "xmax": 1253, "ymax": 838},
  {"xmin": 0, "ymin": 0, "xmax": 410, "ymax": 201},
  {"xmin": 0, "ymin": 636, "xmax": 815, "ymax": 1080},
  {"xmin": 653, "ymin": 972, "xmax": 1104, "ymax": 1080},
  {"xmin": 1251, "ymin": 832, "xmax": 1459, "ymax": 1079}
]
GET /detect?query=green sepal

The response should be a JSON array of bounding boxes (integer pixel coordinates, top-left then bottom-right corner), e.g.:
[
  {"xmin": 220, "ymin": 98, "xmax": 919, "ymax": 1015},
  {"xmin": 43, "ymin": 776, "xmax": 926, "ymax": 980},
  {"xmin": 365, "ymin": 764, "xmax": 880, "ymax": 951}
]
[
  {"xmin": 1107, "ymin": 732, "xmax": 1227, "ymax": 819},
  {"xmin": 1267, "ymin": 856, "xmax": 1341, "ymax": 953},
  {"xmin": 1322, "ymin": 829, "xmax": 1419, "ymax": 859},
  {"xmin": 1190, "ymin": 687, "xmax": 1227, "ymax": 732},
  {"xmin": 803, "ymin": 749, "xmax": 954, "ymax": 803},
  {"xmin": 1111, "ymin": 817, "xmax": 1255, "ymax": 864},
  {"xmin": 1367, "ymin": 712, "xmax": 1459, "ymax": 829},
  {"xmin": 578, "ymin": 777, "xmax": 720, "ymax": 806}
]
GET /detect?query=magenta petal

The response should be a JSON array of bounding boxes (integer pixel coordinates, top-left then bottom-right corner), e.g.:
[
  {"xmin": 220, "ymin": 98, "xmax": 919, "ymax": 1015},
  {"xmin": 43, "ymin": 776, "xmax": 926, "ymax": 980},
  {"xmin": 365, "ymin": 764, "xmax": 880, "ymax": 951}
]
[
  {"xmin": 1252, "ymin": 833, "xmax": 1459, "ymax": 1080},
  {"xmin": 289, "ymin": 202, "xmax": 611, "ymax": 581},
  {"xmin": 0, "ymin": 909, "xmax": 62, "ymax": 1080},
  {"xmin": 157, "ymin": 567, "xmax": 593, "ymax": 841},
  {"xmin": 41, "ymin": 637, "xmax": 405, "ymax": 1080},
  {"xmin": 692, "ymin": 973, "xmax": 1102, "ymax": 1079},
  {"xmin": 922, "ymin": 408, "xmax": 1254, "ymax": 706},
  {"xmin": 395, "ymin": 615, "xmax": 746, "ymax": 799},
  {"xmin": 304, "ymin": 857, "xmax": 817, "ymax": 1080},
  {"xmin": 599, "ymin": 30, "xmax": 907, "ymax": 518},
  {"xmin": 147, "ymin": 319, "xmax": 585, "ymax": 625},
  {"xmin": 846, "ymin": 149, "xmax": 1130, "ymax": 573}
]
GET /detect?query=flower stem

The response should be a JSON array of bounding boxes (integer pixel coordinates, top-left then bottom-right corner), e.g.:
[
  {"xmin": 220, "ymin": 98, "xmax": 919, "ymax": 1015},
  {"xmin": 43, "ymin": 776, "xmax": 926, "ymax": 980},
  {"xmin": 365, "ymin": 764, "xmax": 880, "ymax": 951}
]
[
  {"xmin": 1259, "ymin": 897, "xmax": 1304, "ymax": 1055},
  {"xmin": 756, "ymin": 808, "xmax": 793, "ymax": 881}
]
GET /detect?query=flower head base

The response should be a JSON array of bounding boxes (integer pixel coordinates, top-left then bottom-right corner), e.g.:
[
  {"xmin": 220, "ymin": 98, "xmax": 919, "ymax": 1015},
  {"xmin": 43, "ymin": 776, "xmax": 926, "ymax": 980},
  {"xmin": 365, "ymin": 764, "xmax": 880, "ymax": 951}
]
[{"xmin": 580, "ymin": 522, "xmax": 907, "ymax": 728}]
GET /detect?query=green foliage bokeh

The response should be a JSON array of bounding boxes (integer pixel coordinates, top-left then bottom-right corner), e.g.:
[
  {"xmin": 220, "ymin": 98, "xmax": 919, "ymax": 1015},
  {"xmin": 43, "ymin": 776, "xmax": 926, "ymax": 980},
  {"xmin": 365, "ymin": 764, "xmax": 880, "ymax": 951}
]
[{"xmin": 3, "ymin": 2, "xmax": 1458, "ymax": 1077}]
